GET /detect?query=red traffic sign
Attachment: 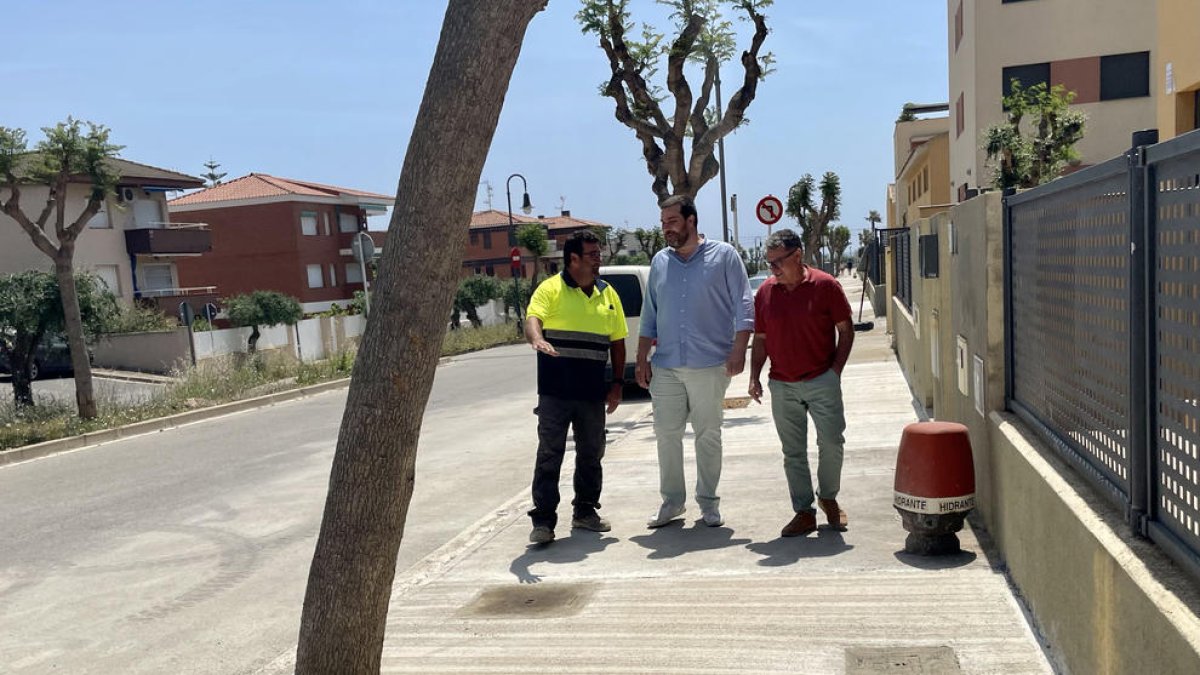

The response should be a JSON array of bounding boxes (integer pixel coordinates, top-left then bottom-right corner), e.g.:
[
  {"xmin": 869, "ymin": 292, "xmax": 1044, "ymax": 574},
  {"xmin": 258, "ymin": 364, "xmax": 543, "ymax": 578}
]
[
  {"xmin": 509, "ymin": 247, "xmax": 521, "ymax": 267},
  {"xmin": 756, "ymin": 195, "xmax": 783, "ymax": 226}
]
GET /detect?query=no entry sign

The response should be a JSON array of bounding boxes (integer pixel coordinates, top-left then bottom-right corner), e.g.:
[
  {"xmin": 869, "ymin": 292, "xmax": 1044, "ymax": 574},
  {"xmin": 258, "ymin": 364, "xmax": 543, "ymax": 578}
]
[{"xmin": 756, "ymin": 195, "xmax": 783, "ymax": 226}]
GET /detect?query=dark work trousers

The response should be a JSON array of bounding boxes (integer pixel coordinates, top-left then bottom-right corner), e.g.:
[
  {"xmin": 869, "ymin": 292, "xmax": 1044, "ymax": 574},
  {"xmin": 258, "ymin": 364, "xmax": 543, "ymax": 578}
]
[{"xmin": 528, "ymin": 395, "xmax": 606, "ymax": 529}]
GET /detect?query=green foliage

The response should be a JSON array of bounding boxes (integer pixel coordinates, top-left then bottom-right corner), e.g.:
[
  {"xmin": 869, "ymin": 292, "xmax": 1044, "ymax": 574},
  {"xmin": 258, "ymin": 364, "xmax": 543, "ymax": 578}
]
[
  {"xmin": 0, "ymin": 270, "xmax": 116, "ymax": 406},
  {"xmin": 785, "ymin": 172, "xmax": 841, "ymax": 264},
  {"xmin": 516, "ymin": 222, "xmax": 550, "ymax": 283},
  {"xmin": 348, "ymin": 291, "xmax": 368, "ymax": 316},
  {"xmin": 441, "ymin": 323, "xmax": 523, "ymax": 357},
  {"xmin": 201, "ymin": 158, "xmax": 226, "ymax": 188},
  {"xmin": 984, "ymin": 79, "xmax": 1086, "ymax": 190},
  {"xmin": 0, "ymin": 118, "xmax": 124, "ymax": 203},
  {"xmin": 632, "ymin": 227, "xmax": 665, "ymax": 258},
  {"xmin": 103, "ymin": 303, "xmax": 176, "ymax": 334},
  {"xmin": 897, "ymin": 105, "xmax": 917, "ymax": 123},
  {"xmin": 828, "ymin": 225, "xmax": 851, "ymax": 264},
  {"xmin": 616, "ymin": 252, "xmax": 650, "ymax": 266},
  {"xmin": 452, "ymin": 275, "xmax": 503, "ymax": 328},
  {"xmin": 502, "ymin": 278, "xmax": 534, "ymax": 316},
  {"xmin": 225, "ymin": 290, "xmax": 303, "ymax": 353}
]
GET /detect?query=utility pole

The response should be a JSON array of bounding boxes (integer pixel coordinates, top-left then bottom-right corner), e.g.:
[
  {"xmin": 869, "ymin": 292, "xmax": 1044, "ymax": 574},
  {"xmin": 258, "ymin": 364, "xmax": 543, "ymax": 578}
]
[{"xmin": 714, "ymin": 72, "xmax": 730, "ymax": 243}]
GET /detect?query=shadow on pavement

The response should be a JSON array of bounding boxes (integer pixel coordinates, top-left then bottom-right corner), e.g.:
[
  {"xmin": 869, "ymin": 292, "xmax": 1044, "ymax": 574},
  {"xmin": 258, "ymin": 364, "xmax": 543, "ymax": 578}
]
[
  {"xmin": 628, "ymin": 520, "xmax": 753, "ymax": 560},
  {"xmin": 892, "ymin": 549, "xmax": 978, "ymax": 569},
  {"xmin": 745, "ymin": 527, "xmax": 855, "ymax": 567},
  {"xmin": 509, "ymin": 530, "xmax": 619, "ymax": 584}
]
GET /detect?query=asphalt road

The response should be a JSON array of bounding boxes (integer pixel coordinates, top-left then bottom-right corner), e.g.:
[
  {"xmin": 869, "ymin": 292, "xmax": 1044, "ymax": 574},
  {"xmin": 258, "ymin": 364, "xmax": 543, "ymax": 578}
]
[{"xmin": 0, "ymin": 343, "xmax": 652, "ymax": 674}]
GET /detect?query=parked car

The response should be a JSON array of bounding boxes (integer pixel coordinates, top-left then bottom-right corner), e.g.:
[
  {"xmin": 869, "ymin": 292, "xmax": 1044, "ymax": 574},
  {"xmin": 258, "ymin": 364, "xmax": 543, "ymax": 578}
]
[
  {"xmin": 749, "ymin": 272, "xmax": 770, "ymax": 293},
  {"xmin": 0, "ymin": 334, "xmax": 93, "ymax": 380},
  {"xmin": 598, "ymin": 264, "xmax": 650, "ymax": 383}
]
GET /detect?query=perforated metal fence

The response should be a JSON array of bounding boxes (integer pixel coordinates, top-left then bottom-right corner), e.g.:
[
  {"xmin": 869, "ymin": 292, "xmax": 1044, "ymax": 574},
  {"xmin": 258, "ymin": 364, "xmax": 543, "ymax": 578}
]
[
  {"xmin": 891, "ymin": 229, "xmax": 912, "ymax": 311},
  {"xmin": 1004, "ymin": 129, "xmax": 1200, "ymax": 580}
]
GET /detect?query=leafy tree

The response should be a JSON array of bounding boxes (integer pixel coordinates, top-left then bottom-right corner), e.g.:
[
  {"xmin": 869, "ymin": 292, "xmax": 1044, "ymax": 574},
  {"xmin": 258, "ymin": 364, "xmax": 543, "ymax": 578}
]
[
  {"xmin": 451, "ymin": 275, "xmax": 502, "ymax": 328},
  {"xmin": 102, "ymin": 303, "xmax": 176, "ymax": 334},
  {"xmin": 984, "ymin": 79, "xmax": 1086, "ymax": 190},
  {"xmin": 577, "ymin": 0, "xmax": 773, "ymax": 201},
  {"xmin": 828, "ymin": 224, "xmax": 851, "ymax": 266},
  {"xmin": 296, "ymin": 2, "xmax": 549, "ymax": 670},
  {"xmin": 0, "ymin": 270, "xmax": 115, "ymax": 407},
  {"xmin": 225, "ymin": 290, "xmax": 302, "ymax": 354},
  {"xmin": 515, "ymin": 221, "xmax": 549, "ymax": 284},
  {"xmin": 0, "ymin": 118, "xmax": 123, "ymax": 419},
  {"xmin": 897, "ymin": 104, "xmax": 917, "ymax": 122},
  {"xmin": 632, "ymin": 226, "xmax": 665, "ymax": 258},
  {"xmin": 201, "ymin": 158, "xmax": 226, "ymax": 188},
  {"xmin": 785, "ymin": 172, "xmax": 841, "ymax": 265}
]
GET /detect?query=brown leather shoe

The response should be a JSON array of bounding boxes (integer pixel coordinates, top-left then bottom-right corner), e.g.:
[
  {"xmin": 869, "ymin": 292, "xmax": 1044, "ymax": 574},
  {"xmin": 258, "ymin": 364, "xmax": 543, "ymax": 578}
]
[
  {"xmin": 819, "ymin": 498, "xmax": 848, "ymax": 531},
  {"xmin": 781, "ymin": 511, "xmax": 818, "ymax": 537}
]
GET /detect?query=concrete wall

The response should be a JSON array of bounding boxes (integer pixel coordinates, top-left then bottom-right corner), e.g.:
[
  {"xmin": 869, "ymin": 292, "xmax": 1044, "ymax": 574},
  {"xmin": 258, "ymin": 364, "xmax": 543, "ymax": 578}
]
[
  {"xmin": 93, "ymin": 329, "xmax": 192, "ymax": 374},
  {"xmin": 990, "ymin": 413, "xmax": 1200, "ymax": 674},
  {"xmin": 888, "ymin": 190, "xmax": 1200, "ymax": 672},
  {"xmin": 1158, "ymin": 0, "xmax": 1200, "ymax": 139}
]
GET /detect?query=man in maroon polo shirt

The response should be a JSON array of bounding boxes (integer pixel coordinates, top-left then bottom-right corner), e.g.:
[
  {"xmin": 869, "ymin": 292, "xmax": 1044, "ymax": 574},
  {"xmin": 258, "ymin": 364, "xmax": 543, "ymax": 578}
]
[{"xmin": 749, "ymin": 228, "xmax": 855, "ymax": 538}]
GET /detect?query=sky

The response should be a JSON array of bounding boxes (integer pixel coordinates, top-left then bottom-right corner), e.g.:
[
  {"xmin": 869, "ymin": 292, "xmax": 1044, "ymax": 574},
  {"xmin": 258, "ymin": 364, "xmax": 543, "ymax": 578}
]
[{"xmin": 4, "ymin": 1, "xmax": 948, "ymax": 247}]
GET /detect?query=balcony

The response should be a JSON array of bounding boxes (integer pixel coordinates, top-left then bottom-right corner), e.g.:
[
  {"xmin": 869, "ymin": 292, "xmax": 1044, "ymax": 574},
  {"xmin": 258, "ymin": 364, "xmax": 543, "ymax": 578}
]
[
  {"xmin": 125, "ymin": 222, "xmax": 212, "ymax": 256},
  {"xmin": 135, "ymin": 286, "xmax": 220, "ymax": 318}
]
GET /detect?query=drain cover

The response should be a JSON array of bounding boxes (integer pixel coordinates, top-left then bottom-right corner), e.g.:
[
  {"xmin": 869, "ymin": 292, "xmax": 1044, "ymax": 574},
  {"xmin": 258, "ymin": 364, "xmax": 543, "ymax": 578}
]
[
  {"xmin": 845, "ymin": 646, "xmax": 961, "ymax": 674},
  {"xmin": 458, "ymin": 583, "xmax": 594, "ymax": 619}
]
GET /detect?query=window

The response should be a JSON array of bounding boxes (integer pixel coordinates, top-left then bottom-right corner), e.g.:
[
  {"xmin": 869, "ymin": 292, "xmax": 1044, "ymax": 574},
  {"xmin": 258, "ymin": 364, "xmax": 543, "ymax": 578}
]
[
  {"xmin": 954, "ymin": 1, "xmax": 963, "ymax": 51},
  {"xmin": 339, "ymin": 212, "xmax": 359, "ymax": 233},
  {"xmin": 1100, "ymin": 51, "xmax": 1150, "ymax": 101},
  {"xmin": 1002, "ymin": 62, "xmax": 1050, "ymax": 102},
  {"xmin": 955, "ymin": 93, "xmax": 964, "ymax": 138},
  {"xmin": 328, "ymin": 264, "xmax": 337, "ymax": 287},
  {"xmin": 301, "ymin": 212, "xmax": 318, "ymax": 236},
  {"xmin": 483, "ymin": 231, "xmax": 492, "ymax": 249},
  {"xmin": 485, "ymin": 264, "xmax": 495, "ymax": 276},
  {"xmin": 87, "ymin": 202, "xmax": 111, "ymax": 229},
  {"xmin": 306, "ymin": 264, "xmax": 324, "ymax": 288},
  {"xmin": 323, "ymin": 212, "xmax": 331, "ymax": 236},
  {"xmin": 919, "ymin": 234, "xmax": 939, "ymax": 278},
  {"xmin": 142, "ymin": 264, "xmax": 174, "ymax": 291},
  {"xmin": 94, "ymin": 265, "xmax": 120, "ymax": 295},
  {"xmin": 470, "ymin": 232, "xmax": 478, "ymax": 245},
  {"xmin": 345, "ymin": 263, "xmax": 364, "ymax": 284}
]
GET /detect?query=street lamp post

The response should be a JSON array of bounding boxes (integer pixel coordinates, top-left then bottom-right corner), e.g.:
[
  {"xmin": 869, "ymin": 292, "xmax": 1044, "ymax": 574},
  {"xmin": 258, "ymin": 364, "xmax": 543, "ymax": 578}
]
[
  {"xmin": 506, "ymin": 173, "xmax": 533, "ymax": 335},
  {"xmin": 714, "ymin": 72, "xmax": 730, "ymax": 243}
]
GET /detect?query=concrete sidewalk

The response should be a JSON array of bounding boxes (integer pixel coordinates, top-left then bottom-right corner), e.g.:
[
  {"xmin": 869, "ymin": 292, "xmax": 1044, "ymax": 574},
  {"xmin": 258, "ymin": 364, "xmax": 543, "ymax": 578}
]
[{"xmin": 375, "ymin": 274, "xmax": 1054, "ymax": 674}]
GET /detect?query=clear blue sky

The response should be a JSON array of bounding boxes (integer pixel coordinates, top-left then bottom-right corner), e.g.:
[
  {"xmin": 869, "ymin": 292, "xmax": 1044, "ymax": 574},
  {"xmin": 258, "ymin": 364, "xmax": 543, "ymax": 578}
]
[{"xmin": 5, "ymin": 1, "xmax": 947, "ymax": 246}]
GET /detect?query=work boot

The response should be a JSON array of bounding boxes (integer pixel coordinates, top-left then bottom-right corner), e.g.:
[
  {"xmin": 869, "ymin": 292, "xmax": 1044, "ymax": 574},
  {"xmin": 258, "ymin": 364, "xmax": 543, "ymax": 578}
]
[
  {"xmin": 529, "ymin": 525, "xmax": 554, "ymax": 544},
  {"xmin": 781, "ymin": 511, "xmax": 818, "ymax": 537},
  {"xmin": 571, "ymin": 513, "xmax": 612, "ymax": 532},
  {"xmin": 818, "ymin": 498, "xmax": 848, "ymax": 531}
]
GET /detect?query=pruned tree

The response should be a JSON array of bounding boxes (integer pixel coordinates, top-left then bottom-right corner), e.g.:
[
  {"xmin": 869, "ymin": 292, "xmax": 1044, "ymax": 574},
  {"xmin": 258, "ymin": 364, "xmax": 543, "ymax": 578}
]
[
  {"xmin": 0, "ymin": 270, "xmax": 114, "ymax": 407},
  {"xmin": 578, "ymin": 0, "xmax": 773, "ymax": 201},
  {"xmin": 984, "ymin": 79, "xmax": 1086, "ymax": 190},
  {"xmin": 828, "ymin": 224, "xmax": 850, "ymax": 267},
  {"xmin": 785, "ymin": 171, "xmax": 841, "ymax": 265},
  {"xmin": 295, "ymin": 1, "xmax": 549, "ymax": 671},
  {"xmin": 516, "ymin": 221, "xmax": 550, "ymax": 283},
  {"xmin": 225, "ymin": 290, "xmax": 302, "ymax": 354},
  {"xmin": 201, "ymin": 158, "xmax": 227, "ymax": 188},
  {"xmin": 0, "ymin": 118, "xmax": 123, "ymax": 419},
  {"xmin": 451, "ymin": 275, "xmax": 503, "ymax": 328},
  {"xmin": 632, "ymin": 226, "xmax": 665, "ymax": 258}
]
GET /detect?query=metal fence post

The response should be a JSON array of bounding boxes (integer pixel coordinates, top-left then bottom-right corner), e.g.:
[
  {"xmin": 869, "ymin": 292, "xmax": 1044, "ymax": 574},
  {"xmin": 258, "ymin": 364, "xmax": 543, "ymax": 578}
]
[
  {"xmin": 1127, "ymin": 129, "xmax": 1158, "ymax": 536},
  {"xmin": 1002, "ymin": 193, "xmax": 1015, "ymax": 406}
]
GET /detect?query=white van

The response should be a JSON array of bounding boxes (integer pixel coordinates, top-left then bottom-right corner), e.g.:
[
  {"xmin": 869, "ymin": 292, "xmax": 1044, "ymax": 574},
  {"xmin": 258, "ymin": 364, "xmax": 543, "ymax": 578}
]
[{"xmin": 598, "ymin": 264, "xmax": 650, "ymax": 382}]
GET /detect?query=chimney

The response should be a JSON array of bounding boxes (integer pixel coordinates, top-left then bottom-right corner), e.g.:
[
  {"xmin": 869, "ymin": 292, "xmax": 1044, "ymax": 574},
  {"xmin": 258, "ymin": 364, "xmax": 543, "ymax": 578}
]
[{"xmin": 561, "ymin": 209, "xmax": 571, "ymax": 217}]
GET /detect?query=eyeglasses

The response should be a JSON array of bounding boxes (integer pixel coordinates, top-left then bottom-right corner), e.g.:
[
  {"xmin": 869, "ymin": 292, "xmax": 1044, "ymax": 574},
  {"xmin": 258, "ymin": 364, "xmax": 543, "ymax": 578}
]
[
  {"xmin": 766, "ymin": 249, "xmax": 798, "ymax": 270},
  {"xmin": 582, "ymin": 251, "xmax": 603, "ymax": 260}
]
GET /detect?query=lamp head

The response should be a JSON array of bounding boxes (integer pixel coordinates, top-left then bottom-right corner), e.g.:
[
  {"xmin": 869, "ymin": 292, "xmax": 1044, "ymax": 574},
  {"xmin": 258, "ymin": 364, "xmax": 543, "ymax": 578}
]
[{"xmin": 521, "ymin": 192, "xmax": 533, "ymax": 215}]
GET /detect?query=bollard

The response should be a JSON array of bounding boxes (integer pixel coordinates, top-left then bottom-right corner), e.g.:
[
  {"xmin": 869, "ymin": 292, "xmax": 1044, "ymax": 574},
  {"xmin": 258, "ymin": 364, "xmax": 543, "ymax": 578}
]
[{"xmin": 893, "ymin": 421, "xmax": 976, "ymax": 555}]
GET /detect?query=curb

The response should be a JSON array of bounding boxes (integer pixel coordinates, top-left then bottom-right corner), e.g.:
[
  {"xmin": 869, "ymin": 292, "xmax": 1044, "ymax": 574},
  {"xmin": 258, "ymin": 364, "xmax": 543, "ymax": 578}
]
[
  {"xmin": 92, "ymin": 369, "xmax": 178, "ymax": 385},
  {"xmin": 0, "ymin": 377, "xmax": 352, "ymax": 468}
]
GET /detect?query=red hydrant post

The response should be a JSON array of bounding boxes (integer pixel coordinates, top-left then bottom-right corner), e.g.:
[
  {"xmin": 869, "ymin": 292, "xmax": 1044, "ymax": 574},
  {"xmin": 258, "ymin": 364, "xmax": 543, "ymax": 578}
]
[{"xmin": 893, "ymin": 421, "xmax": 976, "ymax": 555}]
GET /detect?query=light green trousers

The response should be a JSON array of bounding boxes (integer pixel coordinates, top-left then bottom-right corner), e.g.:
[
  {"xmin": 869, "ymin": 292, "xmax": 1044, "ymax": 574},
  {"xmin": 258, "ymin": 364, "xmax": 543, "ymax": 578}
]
[
  {"xmin": 768, "ymin": 369, "xmax": 846, "ymax": 514},
  {"xmin": 650, "ymin": 365, "xmax": 731, "ymax": 510}
]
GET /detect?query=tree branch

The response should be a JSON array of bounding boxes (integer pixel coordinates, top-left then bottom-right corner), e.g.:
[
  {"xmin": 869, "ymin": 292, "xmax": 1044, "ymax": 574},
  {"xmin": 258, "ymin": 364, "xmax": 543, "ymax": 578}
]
[
  {"xmin": 665, "ymin": 11, "xmax": 704, "ymax": 139},
  {"xmin": 65, "ymin": 195, "xmax": 103, "ymax": 241},
  {"xmin": 686, "ymin": 4, "xmax": 767, "ymax": 188},
  {"xmin": 604, "ymin": 3, "xmax": 670, "ymax": 133},
  {"xmin": 688, "ymin": 53, "xmax": 719, "ymax": 141},
  {"xmin": 599, "ymin": 37, "xmax": 666, "ymax": 139},
  {"xmin": 1, "ymin": 175, "xmax": 61, "ymax": 259}
]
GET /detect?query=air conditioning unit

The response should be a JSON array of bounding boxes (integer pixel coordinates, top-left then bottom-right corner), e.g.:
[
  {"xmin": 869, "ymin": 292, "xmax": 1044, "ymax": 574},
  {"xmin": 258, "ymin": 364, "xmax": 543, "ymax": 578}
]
[{"xmin": 117, "ymin": 187, "xmax": 135, "ymax": 203}]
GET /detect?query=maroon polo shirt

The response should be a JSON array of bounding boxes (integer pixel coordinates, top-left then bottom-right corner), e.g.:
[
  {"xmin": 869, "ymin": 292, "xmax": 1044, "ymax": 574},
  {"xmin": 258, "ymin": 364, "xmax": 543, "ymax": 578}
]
[{"xmin": 754, "ymin": 268, "xmax": 852, "ymax": 382}]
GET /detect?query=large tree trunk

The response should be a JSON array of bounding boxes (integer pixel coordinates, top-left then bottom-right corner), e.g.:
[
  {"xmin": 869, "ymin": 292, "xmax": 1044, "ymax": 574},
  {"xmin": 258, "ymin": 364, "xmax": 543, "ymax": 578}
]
[
  {"xmin": 295, "ymin": 1, "xmax": 546, "ymax": 672},
  {"xmin": 54, "ymin": 252, "xmax": 97, "ymax": 419}
]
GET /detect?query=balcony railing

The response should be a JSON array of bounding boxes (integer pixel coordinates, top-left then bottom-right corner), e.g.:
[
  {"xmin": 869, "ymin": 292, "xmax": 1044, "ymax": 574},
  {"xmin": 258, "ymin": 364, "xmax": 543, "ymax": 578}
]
[
  {"xmin": 125, "ymin": 223, "xmax": 212, "ymax": 255},
  {"xmin": 135, "ymin": 287, "xmax": 220, "ymax": 317}
]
